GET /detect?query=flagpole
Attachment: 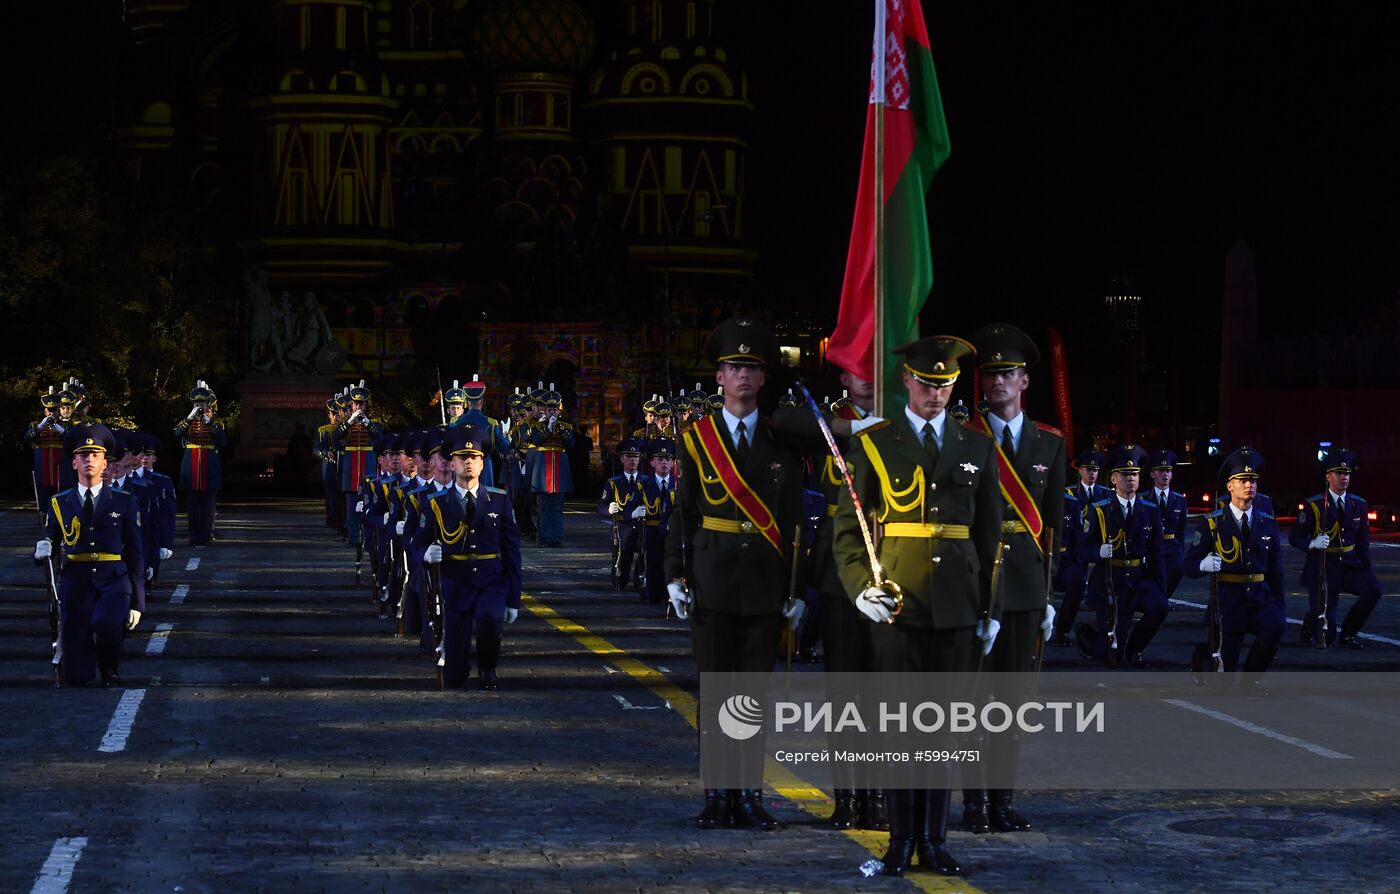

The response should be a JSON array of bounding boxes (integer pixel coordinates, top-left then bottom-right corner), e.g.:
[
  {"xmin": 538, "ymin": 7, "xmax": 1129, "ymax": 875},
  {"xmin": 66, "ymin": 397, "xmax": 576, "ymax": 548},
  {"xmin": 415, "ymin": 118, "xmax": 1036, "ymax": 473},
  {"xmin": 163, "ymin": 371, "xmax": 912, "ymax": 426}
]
[{"xmin": 872, "ymin": 0, "xmax": 887, "ymax": 416}]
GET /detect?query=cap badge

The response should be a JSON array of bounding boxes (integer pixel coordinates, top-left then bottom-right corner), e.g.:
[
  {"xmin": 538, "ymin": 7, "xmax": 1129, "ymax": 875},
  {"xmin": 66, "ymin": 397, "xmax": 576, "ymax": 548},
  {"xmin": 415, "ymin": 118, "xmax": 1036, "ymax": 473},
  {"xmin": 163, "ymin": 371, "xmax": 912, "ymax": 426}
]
[
  {"xmin": 738, "ymin": 343, "xmax": 750, "ymax": 354},
  {"xmin": 934, "ymin": 361, "xmax": 945, "ymax": 371},
  {"xmin": 85, "ymin": 438, "xmax": 94, "ymax": 446},
  {"xmin": 993, "ymin": 352, "xmax": 1003, "ymax": 361},
  {"xmin": 737, "ymin": 319, "xmax": 753, "ymax": 326}
]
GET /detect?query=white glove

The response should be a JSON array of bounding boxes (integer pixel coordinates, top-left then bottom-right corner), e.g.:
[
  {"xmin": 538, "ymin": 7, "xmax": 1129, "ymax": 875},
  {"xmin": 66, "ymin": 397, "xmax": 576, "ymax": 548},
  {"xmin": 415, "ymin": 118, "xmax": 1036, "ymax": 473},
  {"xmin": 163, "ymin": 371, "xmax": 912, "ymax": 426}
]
[
  {"xmin": 667, "ymin": 581, "xmax": 691, "ymax": 619},
  {"xmin": 1199, "ymin": 553, "xmax": 1223, "ymax": 573},
  {"xmin": 424, "ymin": 544, "xmax": 443, "ymax": 564},
  {"xmin": 395, "ymin": 520, "xmax": 405, "ymax": 535},
  {"xmin": 126, "ymin": 609, "xmax": 142, "ymax": 631},
  {"xmin": 145, "ymin": 567, "xmax": 154, "ymax": 581},
  {"xmin": 382, "ymin": 512, "xmax": 390, "ymax": 526},
  {"xmin": 503, "ymin": 607, "xmax": 519, "ymax": 625},
  {"xmin": 783, "ymin": 598, "xmax": 806, "ymax": 631},
  {"xmin": 850, "ymin": 415, "xmax": 885, "ymax": 434},
  {"xmin": 1041, "ymin": 604, "xmax": 1056, "ymax": 640},
  {"xmin": 977, "ymin": 618, "xmax": 1001, "ymax": 656},
  {"xmin": 202, "ymin": 414, "xmax": 212, "ymax": 425},
  {"xmin": 38, "ymin": 417, "xmax": 51, "ymax": 429},
  {"xmin": 1099, "ymin": 543, "xmax": 1114, "ymax": 559},
  {"xmin": 630, "ymin": 505, "xmax": 647, "ymax": 520},
  {"xmin": 1309, "ymin": 534, "xmax": 1331, "ymax": 551},
  {"xmin": 34, "ymin": 539, "xmax": 52, "ymax": 560},
  {"xmin": 607, "ymin": 501, "xmax": 622, "ymax": 515},
  {"xmin": 159, "ymin": 548, "xmax": 172, "ymax": 560},
  {"xmin": 51, "ymin": 423, "xmax": 65, "ymax": 433},
  {"xmin": 857, "ymin": 587, "xmax": 895, "ymax": 624},
  {"xmin": 186, "ymin": 407, "xmax": 199, "ymax": 420},
  {"xmin": 349, "ymin": 409, "xmax": 363, "ymax": 423},
  {"xmin": 355, "ymin": 501, "xmax": 364, "ymax": 514}
]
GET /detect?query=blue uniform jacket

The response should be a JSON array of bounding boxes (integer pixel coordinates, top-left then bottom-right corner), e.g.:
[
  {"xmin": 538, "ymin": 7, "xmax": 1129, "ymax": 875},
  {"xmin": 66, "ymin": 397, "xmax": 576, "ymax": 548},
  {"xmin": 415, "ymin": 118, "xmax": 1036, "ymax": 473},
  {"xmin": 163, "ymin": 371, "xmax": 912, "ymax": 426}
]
[
  {"xmin": 1077, "ymin": 495, "xmax": 1167, "ymax": 610},
  {"xmin": 1289, "ymin": 492, "xmax": 1373, "ymax": 577},
  {"xmin": 1152, "ymin": 489, "xmax": 1188, "ymax": 575},
  {"xmin": 420, "ymin": 485, "xmax": 522, "ymax": 613},
  {"xmin": 1185, "ymin": 506, "xmax": 1284, "ymax": 623},
  {"xmin": 44, "ymin": 486, "xmax": 147, "ymax": 613}
]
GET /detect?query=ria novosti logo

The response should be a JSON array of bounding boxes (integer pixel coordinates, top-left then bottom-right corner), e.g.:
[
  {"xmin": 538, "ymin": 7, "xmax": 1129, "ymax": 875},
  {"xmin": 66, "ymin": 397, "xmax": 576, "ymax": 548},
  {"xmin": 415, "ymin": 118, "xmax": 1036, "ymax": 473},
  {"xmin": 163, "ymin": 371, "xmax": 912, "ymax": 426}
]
[{"xmin": 717, "ymin": 694, "xmax": 764, "ymax": 740}]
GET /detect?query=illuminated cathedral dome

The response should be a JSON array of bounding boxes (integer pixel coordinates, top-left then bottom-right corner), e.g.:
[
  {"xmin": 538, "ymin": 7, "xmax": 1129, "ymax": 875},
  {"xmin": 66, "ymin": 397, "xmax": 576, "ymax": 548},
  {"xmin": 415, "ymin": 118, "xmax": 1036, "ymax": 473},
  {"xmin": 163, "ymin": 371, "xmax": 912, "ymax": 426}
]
[{"xmin": 473, "ymin": 0, "xmax": 596, "ymax": 74}]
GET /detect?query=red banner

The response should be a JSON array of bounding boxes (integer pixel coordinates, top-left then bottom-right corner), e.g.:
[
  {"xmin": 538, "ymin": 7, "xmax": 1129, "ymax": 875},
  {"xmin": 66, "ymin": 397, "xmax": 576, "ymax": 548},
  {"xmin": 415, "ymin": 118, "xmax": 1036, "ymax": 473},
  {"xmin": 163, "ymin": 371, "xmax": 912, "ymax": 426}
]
[
  {"xmin": 1047, "ymin": 327, "xmax": 1074, "ymax": 461},
  {"xmin": 688, "ymin": 417, "xmax": 782, "ymax": 555},
  {"xmin": 972, "ymin": 412, "xmax": 1044, "ymax": 550}
]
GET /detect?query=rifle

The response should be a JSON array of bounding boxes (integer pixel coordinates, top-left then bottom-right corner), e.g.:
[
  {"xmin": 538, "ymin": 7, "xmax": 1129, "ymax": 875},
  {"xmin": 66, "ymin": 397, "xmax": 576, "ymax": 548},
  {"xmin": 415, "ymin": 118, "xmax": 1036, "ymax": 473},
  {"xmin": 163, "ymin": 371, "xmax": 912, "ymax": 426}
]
[
  {"xmin": 975, "ymin": 539, "xmax": 1008, "ymax": 677},
  {"xmin": 780, "ymin": 524, "xmax": 804, "ymax": 693},
  {"xmin": 1096, "ymin": 505, "xmax": 1119, "ymax": 669},
  {"xmin": 1313, "ymin": 501, "xmax": 1329, "ymax": 649},
  {"xmin": 32, "ymin": 472, "xmax": 62, "ymax": 686},
  {"xmin": 429, "ymin": 541, "xmax": 445, "ymax": 689},
  {"xmin": 610, "ymin": 514, "xmax": 623, "ymax": 590},
  {"xmin": 1191, "ymin": 509, "xmax": 1227, "ymax": 682},
  {"xmin": 354, "ymin": 502, "xmax": 365, "ymax": 588}
]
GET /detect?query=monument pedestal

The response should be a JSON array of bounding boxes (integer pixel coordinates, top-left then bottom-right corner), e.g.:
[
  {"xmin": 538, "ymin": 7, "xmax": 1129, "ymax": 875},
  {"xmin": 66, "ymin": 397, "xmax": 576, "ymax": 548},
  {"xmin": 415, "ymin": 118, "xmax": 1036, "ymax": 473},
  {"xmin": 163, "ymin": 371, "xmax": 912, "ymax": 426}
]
[{"xmin": 234, "ymin": 374, "xmax": 338, "ymax": 466}]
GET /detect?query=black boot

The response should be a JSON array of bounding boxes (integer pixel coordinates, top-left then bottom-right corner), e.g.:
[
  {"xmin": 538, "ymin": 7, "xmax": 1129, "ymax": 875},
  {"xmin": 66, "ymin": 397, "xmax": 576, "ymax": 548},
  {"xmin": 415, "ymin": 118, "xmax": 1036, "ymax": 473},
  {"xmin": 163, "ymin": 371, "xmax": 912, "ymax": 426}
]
[
  {"xmin": 916, "ymin": 790, "xmax": 961, "ymax": 875},
  {"xmin": 695, "ymin": 789, "xmax": 730, "ymax": 829},
  {"xmin": 988, "ymin": 789, "xmax": 1031, "ymax": 832},
  {"xmin": 857, "ymin": 789, "xmax": 889, "ymax": 831},
  {"xmin": 961, "ymin": 791, "xmax": 990, "ymax": 833},
  {"xmin": 879, "ymin": 790, "xmax": 915, "ymax": 877},
  {"xmin": 828, "ymin": 789, "xmax": 856, "ymax": 829},
  {"xmin": 730, "ymin": 789, "xmax": 779, "ymax": 831},
  {"xmin": 1075, "ymin": 623, "xmax": 1098, "ymax": 662}
]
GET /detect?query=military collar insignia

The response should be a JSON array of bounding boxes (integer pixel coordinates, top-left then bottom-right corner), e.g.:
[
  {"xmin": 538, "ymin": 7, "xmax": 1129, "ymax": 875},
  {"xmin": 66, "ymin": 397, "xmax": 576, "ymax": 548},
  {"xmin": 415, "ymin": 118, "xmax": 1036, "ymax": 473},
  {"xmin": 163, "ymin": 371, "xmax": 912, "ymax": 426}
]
[{"xmin": 960, "ymin": 462, "xmax": 979, "ymax": 474}]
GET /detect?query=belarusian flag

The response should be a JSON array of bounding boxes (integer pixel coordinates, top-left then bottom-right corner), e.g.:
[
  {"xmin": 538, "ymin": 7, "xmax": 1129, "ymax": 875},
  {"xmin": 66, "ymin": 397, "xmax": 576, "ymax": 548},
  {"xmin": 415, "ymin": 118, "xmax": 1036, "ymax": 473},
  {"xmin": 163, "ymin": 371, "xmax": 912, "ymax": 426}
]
[{"xmin": 826, "ymin": 0, "xmax": 951, "ymax": 414}]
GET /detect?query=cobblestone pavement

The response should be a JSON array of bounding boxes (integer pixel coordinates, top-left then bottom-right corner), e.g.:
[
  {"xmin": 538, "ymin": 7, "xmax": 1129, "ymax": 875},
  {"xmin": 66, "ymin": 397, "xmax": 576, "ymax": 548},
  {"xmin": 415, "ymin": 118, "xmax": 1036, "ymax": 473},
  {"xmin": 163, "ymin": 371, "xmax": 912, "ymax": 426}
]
[{"xmin": 2, "ymin": 499, "xmax": 1399, "ymax": 893}]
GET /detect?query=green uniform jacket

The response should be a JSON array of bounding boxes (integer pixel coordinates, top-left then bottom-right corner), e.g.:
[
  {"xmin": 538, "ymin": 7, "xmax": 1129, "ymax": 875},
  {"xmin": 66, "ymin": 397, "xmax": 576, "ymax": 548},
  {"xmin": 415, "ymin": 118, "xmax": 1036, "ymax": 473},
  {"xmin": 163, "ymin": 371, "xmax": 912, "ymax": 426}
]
[
  {"xmin": 833, "ymin": 415, "xmax": 1002, "ymax": 629},
  {"xmin": 981, "ymin": 414, "xmax": 1066, "ymax": 615},
  {"xmin": 769, "ymin": 406, "xmax": 848, "ymax": 596},
  {"xmin": 665, "ymin": 416, "xmax": 805, "ymax": 616}
]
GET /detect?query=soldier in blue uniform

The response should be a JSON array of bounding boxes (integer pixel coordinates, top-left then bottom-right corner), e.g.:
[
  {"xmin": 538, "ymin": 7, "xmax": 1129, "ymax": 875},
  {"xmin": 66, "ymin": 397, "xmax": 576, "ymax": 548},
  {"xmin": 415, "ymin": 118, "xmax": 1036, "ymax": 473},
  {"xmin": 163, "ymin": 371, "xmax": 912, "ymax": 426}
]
[
  {"xmin": 110, "ymin": 429, "xmax": 160, "ymax": 591},
  {"xmin": 597, "ymin": 438, "xmax": 647, "ymax": 590},
  {"xmin": 1147, "ymin": 449, "xmax": 1188, "ymax": 599},
  {"xmin": 1074, "ymin": 445, "xmax": 1167, "ymax": 667},
  {"xmin": 1186, "ymin": 447, "xmax": 1285, "ymax": 677},
  {"xmin": 525, "ymin": 387, "xmax": 575, "ymax": 547},
  {"xmin": 422, "ymin": 425, "xmax": 522, "ymax": 690},
  {"xmin": 1289, "ymin": 448, "xmax": 1382, "ymax": 648},
  {"xmin": 174, "ymin": 381, "xmax": 226, "ymax": 547},
  {"xmin": 314, "ymin": 392, "xmax": 347, "ymax": 536},
  {"xmin": 637, "ymin": 438, "xmax": 677, "ymax": 605},
  {"xmin": 395, "ymin": 431, "xmax": 439, "ymax": 651},
  {"xmin": 455, "ymin": 376, "xmax": 511, "ymax": 488},
  {"xmin": 34, "ymin": 424, "xmax": 146, "ymax": 687},
  {"xmin": 133, "ymin": 432, "xmax": 176, "ymax": 585},
  {"xmin": 1049, "ymin": 450, "xmax": 1110, "ymax": 646}
]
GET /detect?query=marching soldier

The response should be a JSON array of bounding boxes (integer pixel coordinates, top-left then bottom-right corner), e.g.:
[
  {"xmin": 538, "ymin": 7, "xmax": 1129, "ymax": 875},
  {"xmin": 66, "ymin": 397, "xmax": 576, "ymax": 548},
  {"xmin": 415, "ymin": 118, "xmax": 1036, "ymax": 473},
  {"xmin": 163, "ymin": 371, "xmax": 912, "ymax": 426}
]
[
  {"xmin": 332, "ymin": 380, "xmax": 383, "ymax": 551},
  {"xmin": 671, "ymin": 393, "xmax": 695, "ymax": 436},
  {"xmin": 457, "ymin": 376, "xmax": 511, "ymax": 488},
  {"xmin": 444, "ymin": 380, "xmax": 468, "ymax": 424},
  {"xmin": 1050, "ymin": 450, "xmax": 1111, "ymax": 646},
  {"xmin": 174, "ymin": 381, "xmax": 226, "ymax": 548},
  {"xmin": 1074, "ymin": 445, "xmax": 1167, "ymax": 668},
  {"xmin": 505, "ymin": 390, "xmax": 536, "ymax": 541},
  {"xmin": 637, "ymin": 438, "xmax": 676, "ymax": 605},
  {"xmin": 1186, "ymin": 447, "xmax": 1285, "ymax": 679},
  {"xmin": 1290, "ymin": 448, "xmax": 1382, "ymax": 648},
  {"xmin": 26, "ymin": 385, "xmax": 76, "ymax": 506},
  {"xmin": 597, "ymin": 438, "xmax": 647, "ymax": 590},
  {"xmin": 111, "ymin": 429, "xmax": 159, "ymax": 592},
  {"xmin": 633, "ymin": 395, "xmax": 661, "ymax": 439},
  {"xmin": 960, "ymin": 324, "xmax": 1064, "ymax": 834},
  {"xmin": 1148, "ymin": 449, "xmax": 1188, "ymax": 599},
  {"xmin": 315, "ymin": 392, "xmax": 347, "ymax": 536},
  {"xmin": 396, "ymin": 431, "xmax": 439, "ymax": 651},
  {"xmin": 422, "ymin": 425, "xmax": 522, "ymax": 690},
  {"xmin": 34, "ymin": 424, "xmax": 146, "ymax": 686},
  {"xmin": 666, "ymin": 315, "xmax": 806, "ymax": 833},
  {"xmin": 525, "ymin": 386, "xmax": 574, "ymax": 548},
  {"xmin": 133, "ymin": 432, "xmax": 176, "ymax": 585},
  {"xmin": 832, "ymin": 336, "xmax": 1001, "ymax": 876}
]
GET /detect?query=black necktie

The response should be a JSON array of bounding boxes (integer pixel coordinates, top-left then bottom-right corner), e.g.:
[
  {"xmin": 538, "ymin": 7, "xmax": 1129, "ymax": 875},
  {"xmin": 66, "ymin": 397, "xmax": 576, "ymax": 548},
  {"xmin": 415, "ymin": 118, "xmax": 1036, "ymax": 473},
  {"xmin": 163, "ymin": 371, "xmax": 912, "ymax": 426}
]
[
  {"xmin": 1123, "ymin": 500, "xmax": 1132, "ymax": 528},
  {"xmin": 1240, "ymin": 512, "xmax": 1250, "ymax": 542},
  {"xmin": 1001, "ymin": 425, "xmax": 1015, "ymax": 458},
  {"xmin": 83, "ymin": 490, "xmax": 94, "ymax": 527},
  {"xmin": 922, "ymin": 422, "xmax": 939, "ymax": 463},
  {"xmin": 735, "ymin": 421, "xmax": 750, "ymax": 465}
]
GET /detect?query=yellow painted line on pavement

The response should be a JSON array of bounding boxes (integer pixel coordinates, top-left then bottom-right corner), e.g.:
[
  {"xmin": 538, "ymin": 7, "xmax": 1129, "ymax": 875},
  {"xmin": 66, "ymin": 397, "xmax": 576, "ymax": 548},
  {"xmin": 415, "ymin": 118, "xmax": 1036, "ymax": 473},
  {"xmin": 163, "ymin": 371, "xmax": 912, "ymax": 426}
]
[{"xmin": 522, "ymin": 593, "xmax": 986, "ymax": 894}]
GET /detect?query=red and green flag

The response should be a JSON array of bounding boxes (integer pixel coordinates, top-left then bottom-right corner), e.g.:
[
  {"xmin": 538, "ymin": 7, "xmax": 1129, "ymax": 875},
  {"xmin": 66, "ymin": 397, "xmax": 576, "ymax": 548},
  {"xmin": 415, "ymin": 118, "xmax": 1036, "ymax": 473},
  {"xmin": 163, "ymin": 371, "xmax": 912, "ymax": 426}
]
[{"xmin": 826, "ymin": 0, "xmax": 951, "ymax": 415}]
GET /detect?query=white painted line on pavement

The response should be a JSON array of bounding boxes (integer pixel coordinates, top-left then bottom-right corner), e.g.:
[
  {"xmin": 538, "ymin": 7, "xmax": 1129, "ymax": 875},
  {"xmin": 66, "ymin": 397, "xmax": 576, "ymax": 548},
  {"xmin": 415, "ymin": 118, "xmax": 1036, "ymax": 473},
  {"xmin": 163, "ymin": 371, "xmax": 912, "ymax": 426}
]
[
  {"xmin": 145, "ymin": 623, "xmax": 174, "ymax": 656},
  {"xmin": 1169, "ymin": 598, "xmax": 1400, "ymax": 647},
  {"xmin": 30, "ymin": 836, "xmax": 88, "ymax": 894},
  {"xmin": 185, "ymin": 557, "xmax": 200, "ymax": 571},
  {"xmin": 1163, "ymin": 699, "xmax": 1353, "ymax": 759},
  {"xmin": 613, "ymin": 694, "xmax": 667, "ymax": 710},
  {"xmin": 169, "ymin": 585, "xmax": 190, "ymax": 605},
  {"xmin": 97, "ymin": 689, "xmax": 146, "ymax": 753}
]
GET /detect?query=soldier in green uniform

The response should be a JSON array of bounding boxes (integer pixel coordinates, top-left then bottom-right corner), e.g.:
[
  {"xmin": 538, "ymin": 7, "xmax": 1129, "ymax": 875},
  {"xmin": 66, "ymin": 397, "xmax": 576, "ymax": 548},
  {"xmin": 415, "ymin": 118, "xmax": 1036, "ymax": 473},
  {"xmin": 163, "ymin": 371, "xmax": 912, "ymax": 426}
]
[
  {"xmin": 960, "ymin": 324, "xmax": 1065, "ymax": 834},
  {"xmin": 665, "ymin": 315, "xmax": 806, "ymax": 832},
  {"xmin": 832, "ymin": 336, "xmax": 1002, "ymax": 877}
]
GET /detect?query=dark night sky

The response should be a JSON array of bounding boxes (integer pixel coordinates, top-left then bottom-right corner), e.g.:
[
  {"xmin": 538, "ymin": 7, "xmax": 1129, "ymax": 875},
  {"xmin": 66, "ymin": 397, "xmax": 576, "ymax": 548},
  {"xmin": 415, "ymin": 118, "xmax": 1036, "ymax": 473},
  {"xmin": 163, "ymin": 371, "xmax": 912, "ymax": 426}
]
[{"xmin": 12, "ymin": 3, "xmax": 1400, "ymax": 364}]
